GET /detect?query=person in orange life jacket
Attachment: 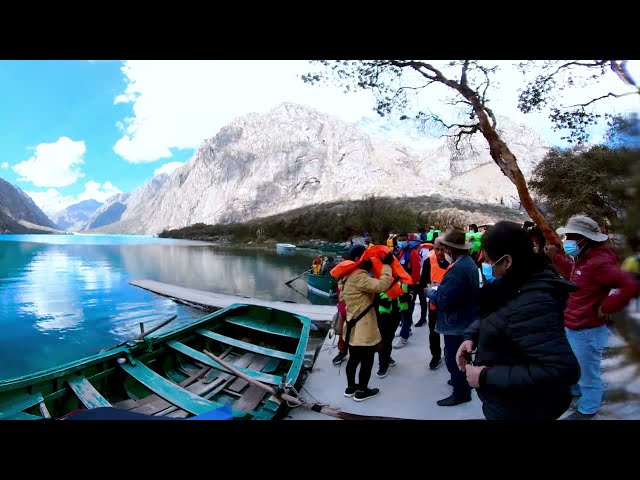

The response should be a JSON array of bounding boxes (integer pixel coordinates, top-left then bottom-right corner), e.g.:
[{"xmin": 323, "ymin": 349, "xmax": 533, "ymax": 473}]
[
  {"xmin": 338, "ymin": 244, "xmax": 395, "ymax": 402},
  {"xmin": 418, "ymin": 237, "xmax": 450, "ymax": 370},
  {"xmin": 393, "ymin": 232, "xmax": 422, "ymax": 349},
  {"xmin": 332, "ymin": 250, "xmax": 362, "ymax": 366},
  {"xmin": 426, "ymin": 227, "xmax": 479, "ymax": 406},
  {"xmin": 545, "ymin": 216, "xmax": 639, "ymax": 419}
]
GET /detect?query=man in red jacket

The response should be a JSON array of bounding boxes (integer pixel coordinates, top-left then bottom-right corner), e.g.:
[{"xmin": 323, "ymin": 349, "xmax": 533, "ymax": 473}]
[{"xmin": 545, "ymin": 216, "xmax": 639, "ymax": 420}]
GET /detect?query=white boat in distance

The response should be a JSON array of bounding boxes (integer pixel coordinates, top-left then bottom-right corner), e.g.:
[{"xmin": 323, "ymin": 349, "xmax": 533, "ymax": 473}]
[{"xmin": 276, "ymin": 243, "xmax": 297, "ymax": 254}]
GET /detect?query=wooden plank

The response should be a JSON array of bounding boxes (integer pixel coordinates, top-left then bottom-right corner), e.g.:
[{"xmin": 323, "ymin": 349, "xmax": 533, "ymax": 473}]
[
  {"xmin": 196, "ymin": 329, "xmax": 295, "ymax": 361},
  {"xmin": 128, "ymin": 279, "xmax": 335, "ymax": 323},
  {"xmin": 39, "ymin": 402, "xmax": 51, "ymax": 419},
  {"xmin": 4, "ymin": 411, "xmax": 43, "ymax": 420},
  {"xmin": 224, "ymin": 316, "xmax": 300, "ymax": 339},
  {"xmin": 120, "ymin": 361, "xmax": 235, "ymax": 416},
  {"xmin": 154, "ymin": 353, "xmax": 255, "ymax": 418},
  {"xmin": 228, "ymin": 355, "xmax": 269, "ymax": 393},
  {"xmin": 233, "ymin": 387, "xmax": 268, "ymax": 413},
  {"xmin": 67, "ymin": 375, "xmax": 112, "ymax": 409},
  {"xmin": 0, "ymin": 392, "xmax": 44, "ymax": 419},
  {"xmin": 166, "ymin": 340, "xmax": 283, "ymax": 385}
]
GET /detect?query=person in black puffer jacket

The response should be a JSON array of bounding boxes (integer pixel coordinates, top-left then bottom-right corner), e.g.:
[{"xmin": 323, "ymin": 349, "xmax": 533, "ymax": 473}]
[{"xmin": 458, "ymin": 221, "xmax": 581, "ymax": 420}]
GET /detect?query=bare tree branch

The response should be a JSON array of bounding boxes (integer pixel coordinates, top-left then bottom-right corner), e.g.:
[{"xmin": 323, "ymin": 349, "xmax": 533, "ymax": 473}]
[
  {"xmin": 609, "ymin": 60, "xmax": 640, "ymax": 91},
  {"xmin": 461, "ymin": 60, "xmax": 470, "ymax": 86},
  {"xmin": 566, "ymin": 91, "xmax": 636, "ymax": 108}
]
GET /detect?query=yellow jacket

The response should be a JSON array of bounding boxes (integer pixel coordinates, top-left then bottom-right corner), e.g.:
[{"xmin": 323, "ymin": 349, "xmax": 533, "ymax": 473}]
[{"xmin": 338, "ymin": 264, "xmax": 393, "ymax": 346}]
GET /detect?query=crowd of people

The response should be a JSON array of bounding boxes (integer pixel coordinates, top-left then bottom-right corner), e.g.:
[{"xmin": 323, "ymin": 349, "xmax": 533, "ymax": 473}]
[{"xmin": 329, "ymin": 216, "xmax": 640, "ymax": 420}]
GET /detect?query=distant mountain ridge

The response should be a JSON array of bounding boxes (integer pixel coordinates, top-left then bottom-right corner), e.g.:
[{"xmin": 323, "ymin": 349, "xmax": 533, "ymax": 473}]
[{"xmin": 0, "ymin": 177, "xmax": 62, "ymax": 233}]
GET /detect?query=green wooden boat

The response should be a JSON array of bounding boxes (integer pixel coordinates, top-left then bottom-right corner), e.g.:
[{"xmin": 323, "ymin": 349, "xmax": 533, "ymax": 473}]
[
  {"xmin": 0, "ymin": 303, "xmax": 311, "ymax": 420},
  {"xmin": 307, "ymin": 273, "xmax": 338, "ymax": 298}
]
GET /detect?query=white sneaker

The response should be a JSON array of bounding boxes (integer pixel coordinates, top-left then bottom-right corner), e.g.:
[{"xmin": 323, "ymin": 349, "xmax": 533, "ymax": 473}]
[{"xmin": 393, "ymin": 337, "xmax": 408, "ymax": 349}]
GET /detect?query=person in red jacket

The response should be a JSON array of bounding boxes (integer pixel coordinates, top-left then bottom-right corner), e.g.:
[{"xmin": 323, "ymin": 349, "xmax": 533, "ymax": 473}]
[{"xmin": 545, "ymin": 216, "xmax": 639, "ymax": 420}]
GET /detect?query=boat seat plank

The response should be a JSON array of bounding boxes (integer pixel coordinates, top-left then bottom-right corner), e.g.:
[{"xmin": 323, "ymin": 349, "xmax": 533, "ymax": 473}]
[
  {"xmin": 67, "ymin": 375, "xmax": 112, "ymax": 409},
  {"xmin": 224, "ymin": 315, "xmax": 301, "ymax": 339},
  {"xmin": 120, "ymin": 361, "xmax": 247, "ymax": 417},
  {"xmin": 4, "ymin": 411, "xmax": 44, "ymax": 420},
  {"xmin": 0, "ymin": 392, "xmax": 45, "ymax": 420},
  {"xmin": 167, "ymin": 340, "xmax": 283, "ymax": 385},
  {"xmin": 196, "ymin": 329, "xmax": 295, "ymax": 361}
]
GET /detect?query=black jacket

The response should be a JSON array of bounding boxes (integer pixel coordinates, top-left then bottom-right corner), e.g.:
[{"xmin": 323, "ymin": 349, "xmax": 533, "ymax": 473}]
[{"xmin": 464, "ymin": 270, "xmax": 581, "ymax": 420}]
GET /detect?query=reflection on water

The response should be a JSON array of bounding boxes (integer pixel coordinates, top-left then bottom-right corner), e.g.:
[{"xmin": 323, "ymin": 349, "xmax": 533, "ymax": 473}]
[{"xmin": 0, "ymin": 235, "xmax": 335, "ymax": 379}]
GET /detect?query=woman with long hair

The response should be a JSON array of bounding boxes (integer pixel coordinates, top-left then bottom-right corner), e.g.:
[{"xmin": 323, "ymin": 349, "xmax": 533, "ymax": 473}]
[{"xmin": 458, "ymin": 221, "xmax": 580, "ymax": 420}]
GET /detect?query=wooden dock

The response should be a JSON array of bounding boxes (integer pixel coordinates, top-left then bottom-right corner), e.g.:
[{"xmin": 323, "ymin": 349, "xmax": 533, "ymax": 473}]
[{"xmin": 129, "ymin": 279, "xmax": 336, "ymax": 324}]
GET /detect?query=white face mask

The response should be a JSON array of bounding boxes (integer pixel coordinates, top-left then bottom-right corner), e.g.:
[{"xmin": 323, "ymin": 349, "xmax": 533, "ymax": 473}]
[{"xmin": 444, "ymin": 253, "xmax": 453, "ymax": 263}]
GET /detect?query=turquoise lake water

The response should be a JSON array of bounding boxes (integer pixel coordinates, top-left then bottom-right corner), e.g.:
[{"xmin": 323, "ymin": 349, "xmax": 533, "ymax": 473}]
[{"xmin": 0, "ymin": 234, "xmax": 332, "ymax": 380}]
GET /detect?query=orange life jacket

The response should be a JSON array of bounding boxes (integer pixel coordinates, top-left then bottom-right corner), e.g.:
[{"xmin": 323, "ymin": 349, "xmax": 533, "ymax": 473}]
[
  {"xmin": 428, "ymin": 250, "xmax": 452, "ymax": 310},
  {"xmin": 330, "ymin": 245, "xmax": 413, "ymax": 299}
]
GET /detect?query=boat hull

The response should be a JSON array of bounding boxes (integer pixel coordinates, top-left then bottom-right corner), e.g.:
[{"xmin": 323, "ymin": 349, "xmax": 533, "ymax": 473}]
[
  {"xmin": 307, "ymin": 274, "xmax": 338, "ymax": 298},
  {"xmin": 0, "ymin": 304, "xmax": 311, "ymax": 421}
]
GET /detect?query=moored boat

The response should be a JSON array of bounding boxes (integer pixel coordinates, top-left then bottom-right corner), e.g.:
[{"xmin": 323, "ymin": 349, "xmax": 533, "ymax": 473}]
[
  {"xmin": 276, "ymin": 243, "xmax": 297, "ymax": 254},
  {"xmin": 306, "ymin": 273, "xmax": 338, "ymax": 298},
  {"xmin": 0, "ymin": 304, "xmax": 311, "ymax": 420}
]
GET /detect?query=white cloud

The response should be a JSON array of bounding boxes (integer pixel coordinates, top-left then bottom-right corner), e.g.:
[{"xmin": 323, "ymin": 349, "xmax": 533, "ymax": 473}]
[
  {"xmin": 113, "ymin": 60, "xmax": 376, "ymax": 163},
  {"xmin": 26, "ymin": 180, "xmax": 123, "ymax": 216},
  {"xmin": 76, "ymin": 180, "xmax": 122, "ymax": 203},
  {"xmin": 113, "ymin": 60, "xmax": 640, "ymax": 161},
  {"xmin": 1, "ymin": 162, "xmax": 8, "ymax": 169},
  {"xmin": 13, "ymin": 137, "xmax": 85, "ymax": 187},
  {"xmin": 154, "ymin": 161, "xmax": 184, "ymax": 176}
]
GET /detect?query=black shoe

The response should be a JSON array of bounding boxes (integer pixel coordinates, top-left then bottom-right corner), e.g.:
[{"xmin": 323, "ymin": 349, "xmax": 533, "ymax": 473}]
[
  {"xmin": 415, "ymin": 319, "xmax": 427, "ymax": 327},
  {"xmin": 344, "ymin": 386, "xmax": 358, "ymax": 397},
  {"xmin": 437, "ymin": 395, "xmax": 472, "ymax": 407},
  {"xmin": 564, "ymin": 410, "xmax": 596, "ymax": 420},
  {"xmin": 354, "ymin": 388, "xmax": 380, "ymax": 402},
  {"xmin": 388, "ymin": 358, "xmax": 397, "ymax": 367},
  {"xmin": 376, "ymin": 366, "xmax": 388, "ymax": 378},
  {"xmin": 332, "ymin": 351, "xmax": 347, "ymax": 365},
  {"xmin": 429, "ymin": 358, "xmax": 442, "ymax": 370},
  {"xmin": 447, "ymin": 379, "xmax": 453, "ymax": 386}
]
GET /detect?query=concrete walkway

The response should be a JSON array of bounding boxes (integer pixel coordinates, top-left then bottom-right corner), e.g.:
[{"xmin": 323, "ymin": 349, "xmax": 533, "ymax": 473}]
[{"xmin": 288, "ymin": 308, "xmax": 484, "ymax": 420}]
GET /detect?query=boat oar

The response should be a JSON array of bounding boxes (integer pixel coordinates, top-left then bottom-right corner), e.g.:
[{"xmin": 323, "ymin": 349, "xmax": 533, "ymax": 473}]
[
  {"xmin": 285, "ymin": 268, "xmax": 313, "ymax": 286},
  {"xmin": 202, "ymin": 350, "xmax": 408, "ymax": 421},
  {"xmin": 102, "ymin": 314, "xmax": 178, "ymax": 352}
]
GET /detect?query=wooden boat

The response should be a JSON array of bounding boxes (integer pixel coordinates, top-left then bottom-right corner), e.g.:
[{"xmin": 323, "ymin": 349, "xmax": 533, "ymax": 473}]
[
  {"xmin": 307, "ymin": 273, "xmax": 338, "ymax": 298},
  {"xmin": 0, "ymin": 303, "xmax": 311, "ymax": 420}
]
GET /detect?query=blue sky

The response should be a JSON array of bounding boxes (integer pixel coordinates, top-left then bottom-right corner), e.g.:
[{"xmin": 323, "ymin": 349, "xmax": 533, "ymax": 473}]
[{"xmin": 0, "ymin": 60, "xmax": 637, "ymax": 216}]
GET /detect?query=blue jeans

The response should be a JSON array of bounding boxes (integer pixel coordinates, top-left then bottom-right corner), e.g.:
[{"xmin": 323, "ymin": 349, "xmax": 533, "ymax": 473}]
[{"xmin": 565, "ymin": 325, "xmax": 610, "ymax": 415}]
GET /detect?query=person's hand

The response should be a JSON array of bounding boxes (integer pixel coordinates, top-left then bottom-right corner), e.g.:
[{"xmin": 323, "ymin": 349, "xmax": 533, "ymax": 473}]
[
  {"xmin": 456, "ymin": 340, "xmax": 474, "ymax": 372},
  {"xmin": 382, "ymin": 251, "xmax": 395, "ymax": 265},
  {"xmin": 597, "ymin": 306, "xmax": 607, "ymax": 320},
  {"xmin": 426, "ymin": 287, "xmax": 437, "ymax": 300},
  {"xmin": 465, "ymin": 365, "xmax": 487, "ymax": 389},
  {"xmin": 544, "ymin": 244, "xmax": 560, "ymax": 260},
  {"xmin": 360, "ymin": 259, "xmax": 373, "ymax": 271}
]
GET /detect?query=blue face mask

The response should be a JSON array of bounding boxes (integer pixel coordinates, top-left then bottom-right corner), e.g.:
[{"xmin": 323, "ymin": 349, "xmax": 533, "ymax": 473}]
[
  {"xmin": 481, "ymin": 263, "xmax": 495, "ymax": 283},
  {"xmin": 397, "ymin": 241, "xmax": 408, "ymax": 249},
  {"xmin": 408, "ymin": 240, "xmax": 421, "ymax": 249},
  {"xmin": 563, "ymin": 240, "xmax": 581, "ymax": 257}
]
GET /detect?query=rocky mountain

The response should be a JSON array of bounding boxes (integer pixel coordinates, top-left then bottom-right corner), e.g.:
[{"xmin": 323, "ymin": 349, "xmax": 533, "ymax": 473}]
[
  {"xmin": 88, "ymin": 103, "xmax": 550, "ymax": 235},
  {"xmin": 50, "ymin": 199, "xmax": 102, "ymax": 232},
  {"xmin": 83, "ymin": 174, "xmax": 169, "ymax": 231},
  {"xmin": 0, "ymin": 177, "xmax": 61, "ymax": 233}
]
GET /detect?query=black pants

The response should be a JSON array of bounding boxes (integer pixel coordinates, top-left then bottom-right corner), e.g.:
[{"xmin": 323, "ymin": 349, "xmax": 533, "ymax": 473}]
[
  {"xmin": 377, "ymin": 306, "xmax": 401, "ymax": 369},
  {"xmin": 428, "ymin": 308, "xmax": 442, "ymax": 362},
  {"xmin": 346, "ymin": 345, "xmax": 376, "ymax": 390},
  {"xmin": 444, "ymin": 334, "xmax": 472, "ymax": 400},
  {"xmin": 418, "ymin": 289, "xmax": 428, "ymax": 323}
]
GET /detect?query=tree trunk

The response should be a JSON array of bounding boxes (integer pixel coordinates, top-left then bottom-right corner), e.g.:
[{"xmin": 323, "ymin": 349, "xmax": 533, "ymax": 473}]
[{"xmin": 465, "ymin": 96, "xmax": 562, "ymax": 246}]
